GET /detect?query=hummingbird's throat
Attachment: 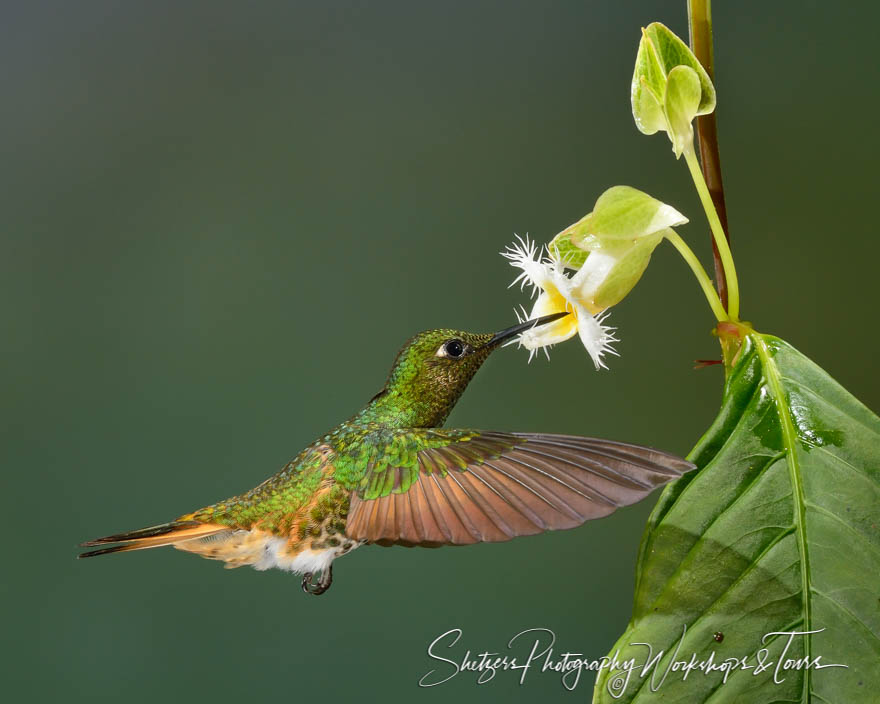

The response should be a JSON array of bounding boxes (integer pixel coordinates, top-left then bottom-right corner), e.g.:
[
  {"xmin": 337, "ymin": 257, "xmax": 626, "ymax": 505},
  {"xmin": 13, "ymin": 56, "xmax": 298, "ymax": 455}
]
[{"xmin": 357, "ymin": 386, "xmax": 461, "ymax": 428}]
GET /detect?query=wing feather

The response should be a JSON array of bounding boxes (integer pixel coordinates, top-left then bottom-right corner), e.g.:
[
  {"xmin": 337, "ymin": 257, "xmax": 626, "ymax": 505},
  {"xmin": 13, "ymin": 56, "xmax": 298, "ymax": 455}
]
[
  {"xmin": 447, "ymin": 470, "xmax": 515, "ymax": 540},
  {"xmin": 346, "ymin": 430, "xmax": 693, "ymax": 546},
  {"xmin": 468, "ymin": 462, "xmax": 550, "ymax": 532},
  {"xmin": 408, "ymin": 479, "xmax": 432, "ymax": 543},
  {"xmin": 421, "ymin": 473, "xmax": 456, "ymax": 543}
]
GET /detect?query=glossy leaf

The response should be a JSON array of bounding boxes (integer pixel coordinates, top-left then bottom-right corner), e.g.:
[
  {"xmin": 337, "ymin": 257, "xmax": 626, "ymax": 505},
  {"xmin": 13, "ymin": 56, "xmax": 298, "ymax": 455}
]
[{"xmin": 594, "ymin": 332, "xmax": 880, "ymax": 703}]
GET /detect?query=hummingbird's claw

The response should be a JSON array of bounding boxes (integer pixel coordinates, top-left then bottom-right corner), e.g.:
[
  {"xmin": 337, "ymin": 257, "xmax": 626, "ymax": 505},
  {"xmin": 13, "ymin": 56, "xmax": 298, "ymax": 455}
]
[{"xmin": 301, "ymin": 565, "xmax": 333, "ymax": 596}]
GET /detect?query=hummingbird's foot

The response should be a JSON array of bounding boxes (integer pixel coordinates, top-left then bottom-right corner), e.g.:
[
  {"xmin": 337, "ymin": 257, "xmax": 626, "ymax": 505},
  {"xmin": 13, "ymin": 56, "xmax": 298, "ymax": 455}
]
[{"xmin": 301, "ymin": 565, "xmax": 333, "ymax": 596}]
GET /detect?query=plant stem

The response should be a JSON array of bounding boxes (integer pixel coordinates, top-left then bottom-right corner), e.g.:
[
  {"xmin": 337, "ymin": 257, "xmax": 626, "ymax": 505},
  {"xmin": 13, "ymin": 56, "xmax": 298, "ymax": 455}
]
[
  {"xmin": 688, "ymin": 0, "xmax": 734, "ymax": 314},
  {"xmin": 683, "ymin": 144, "xmax": 740, "ymax": 320},
  {"xmin": 664, "ymin": 229, "xmax": 728, "ymax": 322}
]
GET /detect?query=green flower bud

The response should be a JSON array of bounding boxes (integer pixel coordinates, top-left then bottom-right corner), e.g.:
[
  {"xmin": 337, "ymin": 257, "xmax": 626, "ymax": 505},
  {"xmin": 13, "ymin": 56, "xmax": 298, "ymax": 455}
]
[{"xmin": 632, "ymin": 22, "xmax": 716, "ymax": 156}]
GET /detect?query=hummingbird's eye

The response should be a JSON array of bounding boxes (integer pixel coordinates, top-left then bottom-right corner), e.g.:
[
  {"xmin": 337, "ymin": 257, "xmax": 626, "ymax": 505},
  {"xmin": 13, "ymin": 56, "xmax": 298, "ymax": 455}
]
[{"xmin": 438, "ymin": 339, "xmax": 465, "ymax": 359}]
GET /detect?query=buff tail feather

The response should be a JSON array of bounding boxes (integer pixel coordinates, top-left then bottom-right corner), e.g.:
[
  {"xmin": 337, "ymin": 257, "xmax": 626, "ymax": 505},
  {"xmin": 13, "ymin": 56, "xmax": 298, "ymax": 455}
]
[{"xmin": 78, "ymin": 520, "xmax": 230, "ymax": 558}]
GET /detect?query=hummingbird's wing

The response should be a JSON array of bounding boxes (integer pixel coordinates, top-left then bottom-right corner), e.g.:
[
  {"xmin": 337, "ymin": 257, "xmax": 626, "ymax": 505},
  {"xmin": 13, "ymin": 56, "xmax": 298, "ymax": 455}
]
[{"xmin": 345, "ymin": 430, "xmax": 693, "ymax": 546}]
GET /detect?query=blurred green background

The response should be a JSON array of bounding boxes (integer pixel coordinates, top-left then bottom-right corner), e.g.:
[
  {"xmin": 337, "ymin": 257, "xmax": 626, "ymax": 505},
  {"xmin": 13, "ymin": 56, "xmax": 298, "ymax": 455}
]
[{"xmin": 5, "ymin": 1, "xmax": 879, "ymax": 701}]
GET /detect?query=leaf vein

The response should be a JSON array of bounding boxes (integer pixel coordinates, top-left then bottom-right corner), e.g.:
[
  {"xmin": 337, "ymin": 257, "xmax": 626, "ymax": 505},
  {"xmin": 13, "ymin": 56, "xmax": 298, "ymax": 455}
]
[{"xmin": 754, "ymin": 336, "xmax": 814, "ymax": 703}]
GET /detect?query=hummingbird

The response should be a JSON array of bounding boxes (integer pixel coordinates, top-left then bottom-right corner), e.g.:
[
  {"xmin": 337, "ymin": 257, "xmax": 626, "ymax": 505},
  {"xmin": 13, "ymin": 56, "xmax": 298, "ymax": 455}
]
[{"xmin": 79, "ymin": 312, "xmax": 692, "ymax": 595}]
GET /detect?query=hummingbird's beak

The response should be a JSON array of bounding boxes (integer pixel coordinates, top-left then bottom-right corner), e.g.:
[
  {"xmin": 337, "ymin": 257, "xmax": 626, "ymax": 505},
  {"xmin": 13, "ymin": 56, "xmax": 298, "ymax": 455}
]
[{"xmin": 484, "ymin": 311, "xmax": 570, "ymax": 349}]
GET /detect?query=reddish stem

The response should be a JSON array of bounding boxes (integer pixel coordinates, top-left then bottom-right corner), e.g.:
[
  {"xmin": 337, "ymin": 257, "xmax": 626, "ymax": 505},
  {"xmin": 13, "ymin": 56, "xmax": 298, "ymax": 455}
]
[{"xmin": 688, "ymin": 1, "xmax": 732, "ymax": 312}]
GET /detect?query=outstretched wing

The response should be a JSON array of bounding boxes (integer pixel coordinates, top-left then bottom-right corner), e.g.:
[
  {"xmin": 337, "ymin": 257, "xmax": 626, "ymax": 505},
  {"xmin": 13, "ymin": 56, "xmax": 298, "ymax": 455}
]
[{"xmin": 345, "ymin": 430, "xmax": 692, "ymax": 546}]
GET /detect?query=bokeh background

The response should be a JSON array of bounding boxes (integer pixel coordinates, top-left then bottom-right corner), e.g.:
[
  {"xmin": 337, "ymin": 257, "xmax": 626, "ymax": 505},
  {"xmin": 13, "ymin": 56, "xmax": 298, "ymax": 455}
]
[{"xmin": 5, "ymin": 1, "xmax": 879, "ymax": 701}]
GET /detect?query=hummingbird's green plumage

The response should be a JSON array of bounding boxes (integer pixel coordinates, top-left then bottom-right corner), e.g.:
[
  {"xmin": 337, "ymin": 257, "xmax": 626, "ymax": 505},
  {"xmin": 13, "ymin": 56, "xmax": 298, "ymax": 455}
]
[{"xmin": 80, "ymin": 314, "xmax": 693, "ymax": 595}]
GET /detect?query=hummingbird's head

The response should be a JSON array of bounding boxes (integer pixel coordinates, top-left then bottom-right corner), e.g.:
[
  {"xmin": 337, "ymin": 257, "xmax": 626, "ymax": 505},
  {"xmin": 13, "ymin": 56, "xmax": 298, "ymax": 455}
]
[{"xmin": 361, "ymin": 312, "xmax": 568, "ymax": 428}]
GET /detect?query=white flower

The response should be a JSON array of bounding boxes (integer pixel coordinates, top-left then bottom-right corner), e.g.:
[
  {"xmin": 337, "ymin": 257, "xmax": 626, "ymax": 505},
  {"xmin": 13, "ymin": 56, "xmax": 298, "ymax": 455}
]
[{"xmin": 501, "ymin": 235, "xmax": 619, "ymax": 369}]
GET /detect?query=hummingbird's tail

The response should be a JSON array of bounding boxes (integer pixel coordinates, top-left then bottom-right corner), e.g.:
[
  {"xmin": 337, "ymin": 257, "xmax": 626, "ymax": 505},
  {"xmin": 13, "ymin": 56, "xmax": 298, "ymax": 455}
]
[{"xmin": 78, "ymin": 520, "xmax": 229, "ymax": 558}]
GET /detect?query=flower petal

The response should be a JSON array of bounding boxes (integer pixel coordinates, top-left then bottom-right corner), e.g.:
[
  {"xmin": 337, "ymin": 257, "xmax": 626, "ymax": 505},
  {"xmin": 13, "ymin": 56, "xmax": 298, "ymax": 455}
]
[
  {"xmin": 573, "ymin": 306, "xmax": 619, "ymax": 370},
  {"xmin": 519, "ymin": 313, "xmax": 579, "ymax": 350},
  {"xmin": 501, "ymin": 235, "xmax": 554, "ymax": 297},
  {"xmin": 569, "ymin": 249, "xmax": 620, "ymax": 314},
  {"xmin": 519, "ymin": 270, "xmax": 579, "ymax": 347}
]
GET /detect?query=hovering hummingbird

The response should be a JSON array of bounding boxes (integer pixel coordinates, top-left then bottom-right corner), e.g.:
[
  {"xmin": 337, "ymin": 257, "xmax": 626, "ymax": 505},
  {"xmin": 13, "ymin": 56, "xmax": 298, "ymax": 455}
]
[{"xmin": 80, "ymin": 312, "xmax": 692, "ymax": 595}]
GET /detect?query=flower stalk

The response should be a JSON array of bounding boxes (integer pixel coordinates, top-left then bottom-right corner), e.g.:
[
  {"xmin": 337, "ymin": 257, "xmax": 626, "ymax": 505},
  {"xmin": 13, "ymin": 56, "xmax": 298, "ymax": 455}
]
[
  {"xmin": 663, "ymin": 229, "xmax": 727, "ymax": 322},
  {"xmin": 683, "ymin": 144, "xmax": 740, "ymax": 320}
]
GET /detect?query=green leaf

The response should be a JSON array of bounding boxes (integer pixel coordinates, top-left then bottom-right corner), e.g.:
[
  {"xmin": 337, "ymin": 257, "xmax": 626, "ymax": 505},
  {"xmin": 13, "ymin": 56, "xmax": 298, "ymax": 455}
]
[
  {"xmin": 594, "ymin": 332, "xmax": 880, "ymax": 703},
  {"xmin": 665, "ymin": 65, "xmax": 702, "ymax": 158},
  {"xmin": 590, "ymin": 186, "xmax": 688, "ymax": 241}
]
